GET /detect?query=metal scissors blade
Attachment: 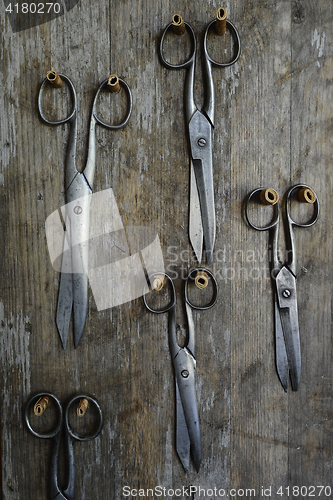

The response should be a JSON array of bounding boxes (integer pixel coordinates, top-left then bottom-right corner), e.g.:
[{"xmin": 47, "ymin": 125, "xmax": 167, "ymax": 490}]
[
  {"xmin": 276, "ymin": 266, "xmax": 301, "ymax": 391},
  {"xmin": 57, "ymin": 176, "xmax": 91, "ymax": 348},
  {"xmin": 189, "ymin": 160, "xmax": 203, "ymax": 263},
  {"xmin": 188, "ymin": 111, "xmax": 215, "ymax": 263},
  {"xmin": 274, "ymin": 294, "xmax": 289, "ymax": 392},
  {"xmin": 176, "ymin": 380, "xmax": 190, "ymax": 473},
  {"xmin": 174, "ymin": 347, "xmax": 201, "ymax": 472}
]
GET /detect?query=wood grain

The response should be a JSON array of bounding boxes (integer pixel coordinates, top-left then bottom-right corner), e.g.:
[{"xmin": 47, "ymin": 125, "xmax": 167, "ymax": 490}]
[{"xmin": 0, "ymin": 0, "xmax": 332, "ymax": 498}]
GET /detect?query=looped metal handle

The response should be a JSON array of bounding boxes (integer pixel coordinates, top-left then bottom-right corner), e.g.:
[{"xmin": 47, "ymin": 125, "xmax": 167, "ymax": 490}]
[
  {"xmin": 93, "ymin": 78, "xmax": 132, "ymax": 130},
  {"xmin": 159, "ymin": 21, "xmax": 197, "ymax": 70},
  {"xmin": 25, "ymin": 392, "xmax": 63, "ymax": 439},
  {"xmin": 65, "ymin": 395, "xmax": 103, "ymax": 442},
  {"xmin": 38, "ymin": 74, "xmax": 77, "ymax": 126},
  {"xmin": 143, "ymin": 272, "xmax": 176, "ymax": 314},
  {"xmin": 204, "ymin": 19, "xmax": 241, "ymax": 67},
  {"xmin": 245, "ymin": 188, "xmax": 280, "ymax": 231},
  {"xmin": 284, "ymin": 184, "xmax": 319, "ymax": 228},
  {"xmin": 185, "ymin": 268, "xmax": 218, "ymax": 310},
  {"xmin": 25, "ymin": 393, "xmax": 103, "ymax": 442}
]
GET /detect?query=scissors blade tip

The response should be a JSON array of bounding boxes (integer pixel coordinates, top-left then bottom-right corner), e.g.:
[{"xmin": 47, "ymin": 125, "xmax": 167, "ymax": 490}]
[
  {"xmin": 56, "ymin": 322, "xmax": 68, "ymax": 349},
  {"xmin": 189, "ymin": 233, "xmax": 203, "ymax": 264},
  {"xmin": 178, "ymin": 453, "xmax": 190, "ymax": 474},
  {"xmin": 205, "ymin": 249, "xmax": 212, "ymax": 264},
  {"xmin": 60, "ymin": 337, "xmax": 67, "ymax": 349},
  {"xmin": 291, "ymin": 374, "xmax": 300, "ymax": 392},
  {"xmin": 74, "ymin": 329, "xmax": 83, "ymax": 349},
  {"xmin": 193, "ymin": 451, "xmax": 201, "ymax": 473}
]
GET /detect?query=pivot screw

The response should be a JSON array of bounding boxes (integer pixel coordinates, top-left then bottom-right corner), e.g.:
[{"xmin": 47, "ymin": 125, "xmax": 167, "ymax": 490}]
[
  {"xmin": 181, "ymin": 370, "xmax": 189, "ymax": 378},
  {"xmin": 197, "ymin": 138, "xmax": 207, "ymax": 147},
  {"xmin": 74, "ymin": 206, "xmax": 82, "ymax": 215},
  {"xmin": 282, "ymin": 289, "xmax": 291, "ymax": 298}
]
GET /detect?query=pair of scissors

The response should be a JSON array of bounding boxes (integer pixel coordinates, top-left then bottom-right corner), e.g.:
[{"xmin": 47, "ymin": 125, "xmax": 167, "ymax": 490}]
[
  {"xmin": 245, "ymin": 184, "xmax": 319, "ymax": 391},
  {"xmin": 38, "ymin": 71, "xmax": 132, "ymax": 348},
  {"xmin": 159, "ymin": 11, "xmax": 241, "ymax": 264},
  {"xmin": 25, "ymin": 392, "xmax": 103, "ymax": 499},
  {"xmin": 144, "ymin": 268, "xmax": 218, "ymax": 472}
]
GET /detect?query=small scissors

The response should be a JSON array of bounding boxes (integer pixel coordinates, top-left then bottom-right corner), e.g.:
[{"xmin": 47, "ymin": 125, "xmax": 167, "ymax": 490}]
[
  {"xmin": 38, "ymin": 72, "xmax": 132, "ymax": 348},
  {"xmin": 25, "ymin": 392, "xmax": 103, "ymax": 500},
  {"xmin": 144, "ymin": 268, "xmax": 218, "ymax": 472},
  {"xmin": 159, "ymin": 12, "xmax": 241, "ymax": 264},
  {"xmin": 245, "ymin": 184, "xmax": 319, "ymax": 391}
]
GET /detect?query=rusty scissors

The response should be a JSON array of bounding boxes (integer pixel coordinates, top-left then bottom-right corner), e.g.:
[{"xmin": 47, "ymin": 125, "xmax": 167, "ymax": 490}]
[
  {"xmin": 25, "ymin": 392, "xmax": 103, "ymax": 499},
  {"xmin": 144, "ymin": 269, "xmax": 218, "ymax": 472},
  {"xmin": 38, "ymin": 71, "xmax": 132, "ymax": 348},
  {"xmin": 159, "ymin": 11, "xmax": 240, "ymax": 263},
  {"xmin": 245, "ymin": 184, "xmax": 319, "ymax": 391}
]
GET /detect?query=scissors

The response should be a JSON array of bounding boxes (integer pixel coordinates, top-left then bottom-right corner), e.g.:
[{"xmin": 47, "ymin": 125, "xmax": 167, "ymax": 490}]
[
  {"xmin": 25, "ymin": 392, "xmax": 103, "ymax": 500},
  {"xmin": 143, "ymin": 268, "xmax": 218, "ymax": 472},
  {"xmin": 38, "ymin": 71, "xmax": 132, "ymax": 348},
  {"xmin": 159, "ymin": 12, "xmax": 241, "ymax": 264},
  {"xmin": 245, "ymin": 184, "xmax": 319, "ymax": 391}
]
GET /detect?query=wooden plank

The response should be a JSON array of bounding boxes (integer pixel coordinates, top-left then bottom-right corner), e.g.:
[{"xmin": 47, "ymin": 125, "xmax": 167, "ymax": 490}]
[
  {"xmin": 230, "ymin": 0, "xmax": 292, "ymax": 492},
  {"xmin": 0, "ymin": 1, "xmax": 332, "ymax": 499},
  {"xmin": 288, "ymin": 0, "xmax": 333, "ymax": 489}
]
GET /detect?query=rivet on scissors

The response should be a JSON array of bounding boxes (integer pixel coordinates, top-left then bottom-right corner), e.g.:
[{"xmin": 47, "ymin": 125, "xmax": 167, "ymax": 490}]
[
  {"xmin": 195, "ymin": 271, "xmax": 209, "ymax": 289},
  {"xmin": 282, "ymin": 289, "xmax": 291, "ymax": 298},
  {"xmin": 216, "ymin": 7, "xmax": 227, "ymax": 35},
  {"xmin": 46, "ymin": 70, "xmax": 63, "ymax": 88},
  {"xmin": 197, "ymin": 138, "xmax": 207, "ymax": 148},
  {"xmin": 77, "ymin": 398, "xmax": 89, "ymax": 417},
  {"xmin": 153, "ymin": 275, "xmax": 166, "ymax": 291},
  {"xmin": 34, "ymin": 396, "xmax": 51, "ymax": 416},
  {"xmin": 107, "ymin": 74, "xmax": 121, "ymax": 94},
  {"xmin": 259, "ymin": 188, "xmax": 279, "ymax": 206},
  {"xmin": 172, "ymin": 14, "xmax": 186, "ymax": 36},
  {"xmin": 181, "ymin": 370, "xmax": 189, "ymax": 378},
  {"xmin": 73, "ymin": 206, "xmax": 83, "ymax": 215},
  {"xmin": 298, "ymin": 187, "xmax": 316, "ymax": 204}
]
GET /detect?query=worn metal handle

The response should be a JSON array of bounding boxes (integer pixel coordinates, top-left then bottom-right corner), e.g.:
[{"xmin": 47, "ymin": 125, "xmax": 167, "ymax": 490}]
[
  {"xmin": 202, "ymin": 18, "xmax": 240, "ymax": 125},
  {"xmin": 245, "ymin": 188, "xmax": 280, "ymax": 232},
  {"xmin": 92, "ymin": 77, "xmax": 132, "ymax": 130},
  {"xmin": 203, "ymin": 19, "xmax": 241, "ymax": 68},
  {"xmin": 65, "ymin": 394, "xmax": 103, "ymax": 442},
  {"xmin": 283, "ymin": 184, "xmax": 319, "ymax": 276},
  {"xmin": 185, "ymin": 268, "xmax": 218, "ymax": 310},
  {"xmin": 143, "ymin": 271, "xmax": 176, "ymax": 314},
  {"xmin": 25, "ymin": 392, "xmax": 63, "ymax": 439},
  {"xmin": 38, "ymin": 74, "xmax": 77, "ymax": 126},
  {"xmin": 159, "ymin": 20, "xmax": 197, "ymax": 124},
  {"xmin": 284, "ymin": 184, "xmax": 319, "ymax": 229},
  {"xmin": 245, "ymin": 188, "xmax": 281, "ymax": 273}
]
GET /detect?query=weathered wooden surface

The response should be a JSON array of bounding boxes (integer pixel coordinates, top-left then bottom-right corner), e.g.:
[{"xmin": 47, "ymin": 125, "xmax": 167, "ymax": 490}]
[{"xmin": 0, "ymin": 0, "xmax": 332, "ymax": 498}]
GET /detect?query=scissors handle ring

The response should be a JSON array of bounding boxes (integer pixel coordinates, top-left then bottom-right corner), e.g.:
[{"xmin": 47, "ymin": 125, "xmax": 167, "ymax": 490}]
[
  {"xmin": 38, "ymin": 74, "xmax": 77, "ymax": 126},
  {"xmin": 185, "ymin": 268, "xmax": 218, "ymax": 310},
  {"xmin": 25, "ymin": 392, "xmax": 63, "ymax": 439},
  {"xmin": 93, "ymin": 78, "xmax": 132, "ymax": 130},
  {"xmin": 204, "ymin": 19, "xmax": 241, "ymax": 67},
  {"xmin": 285, "ymin": 184, "xmax": 319, "ymax": 228},
  {"xmin": 159, "ymin": 21, "xmax": 197, "ymax": 70},
  {"xmin": 143, "ymin": 272, "xmax": 176, "ymax": 314},
  {"xmin": 245, "ymin": 188, "xmax": 280, "ymax": 231},
  {"xmin": 65, "ymin": 395, "xmax": 103, "ymax": 442}
]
